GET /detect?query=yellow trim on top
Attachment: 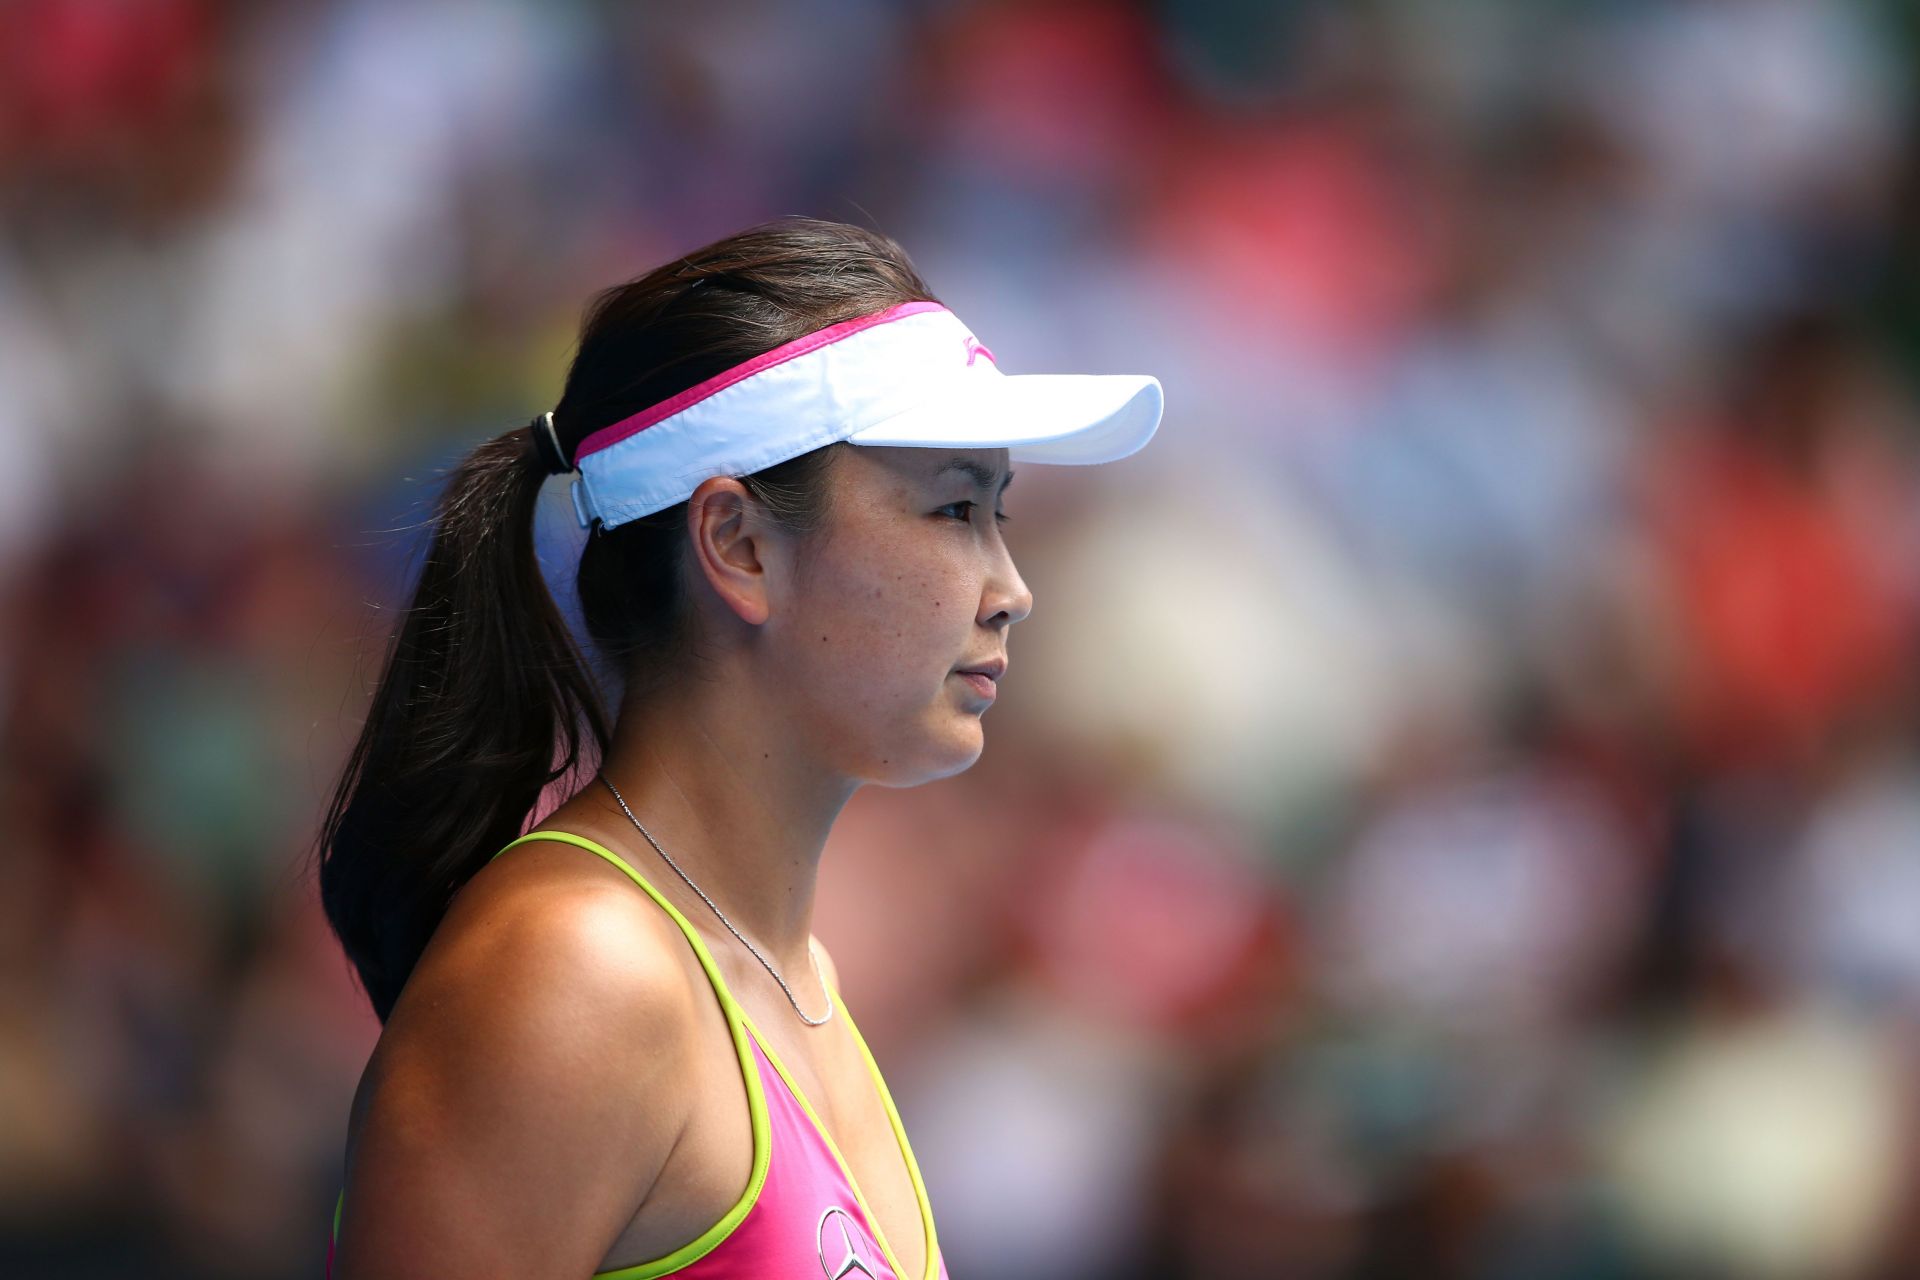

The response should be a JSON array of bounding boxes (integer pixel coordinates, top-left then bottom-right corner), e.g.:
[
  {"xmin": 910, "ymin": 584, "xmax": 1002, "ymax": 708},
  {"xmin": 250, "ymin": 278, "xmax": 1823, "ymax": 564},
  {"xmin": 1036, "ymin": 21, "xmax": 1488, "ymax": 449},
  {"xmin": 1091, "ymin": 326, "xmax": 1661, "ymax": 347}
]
[
  {"xmin": 841, "ymin": 1001, "xmax": 943, "ymax": 1279},
  {"xmin": 330, "ymin": 829, "xmax": 774, "ymax": 1280},
  {"xmin": 738, "ymin": 1005, "xmax": 941, "ymax": 1280}
]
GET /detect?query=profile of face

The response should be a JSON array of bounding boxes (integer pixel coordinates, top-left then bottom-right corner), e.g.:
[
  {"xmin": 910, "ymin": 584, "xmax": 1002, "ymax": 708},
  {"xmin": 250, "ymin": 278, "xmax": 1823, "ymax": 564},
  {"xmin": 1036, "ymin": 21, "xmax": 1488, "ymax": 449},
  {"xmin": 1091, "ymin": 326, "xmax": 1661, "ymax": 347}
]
[{"xmin": 686, "ymin": 445, "xmax": 1031, "ymax": 788}]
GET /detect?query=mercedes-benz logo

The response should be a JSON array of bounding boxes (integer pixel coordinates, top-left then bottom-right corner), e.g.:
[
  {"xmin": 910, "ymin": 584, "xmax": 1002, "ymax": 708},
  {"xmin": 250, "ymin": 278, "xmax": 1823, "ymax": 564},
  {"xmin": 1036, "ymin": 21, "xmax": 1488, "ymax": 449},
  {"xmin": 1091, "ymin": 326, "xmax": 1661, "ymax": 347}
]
[{"xmin": 817, "ymin": 1205, "xmax": 878, "ymax": 1279}]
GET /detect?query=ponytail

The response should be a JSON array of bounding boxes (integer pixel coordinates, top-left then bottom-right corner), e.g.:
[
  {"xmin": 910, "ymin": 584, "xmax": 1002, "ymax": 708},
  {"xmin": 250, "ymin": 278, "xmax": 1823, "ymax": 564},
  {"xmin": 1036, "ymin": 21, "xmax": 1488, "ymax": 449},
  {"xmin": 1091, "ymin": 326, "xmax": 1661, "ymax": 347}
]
[
  {"xmin": 316, "ymin": 424, "xmax": 609, "ymax": 1024},
  {"xmin": 314, "ymin": 214, "xmax": 939, "ymax": 1022}
]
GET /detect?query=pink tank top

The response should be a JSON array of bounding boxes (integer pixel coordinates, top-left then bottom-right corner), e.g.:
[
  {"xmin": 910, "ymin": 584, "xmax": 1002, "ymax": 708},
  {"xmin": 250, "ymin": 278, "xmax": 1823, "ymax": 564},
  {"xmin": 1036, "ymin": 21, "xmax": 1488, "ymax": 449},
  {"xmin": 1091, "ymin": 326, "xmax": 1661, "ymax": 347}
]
[{"xmin": 327, "ymin": 829, "xmax": 949, "ymax": 1280}]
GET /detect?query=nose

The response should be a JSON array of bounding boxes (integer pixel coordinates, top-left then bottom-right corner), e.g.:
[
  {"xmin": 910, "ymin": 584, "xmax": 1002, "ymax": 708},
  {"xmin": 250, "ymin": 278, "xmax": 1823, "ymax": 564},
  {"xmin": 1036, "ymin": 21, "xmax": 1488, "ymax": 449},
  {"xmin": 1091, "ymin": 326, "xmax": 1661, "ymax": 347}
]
[{"xmin": 981, "ymin": 542, "xmax": 1033, "ymax": 628}]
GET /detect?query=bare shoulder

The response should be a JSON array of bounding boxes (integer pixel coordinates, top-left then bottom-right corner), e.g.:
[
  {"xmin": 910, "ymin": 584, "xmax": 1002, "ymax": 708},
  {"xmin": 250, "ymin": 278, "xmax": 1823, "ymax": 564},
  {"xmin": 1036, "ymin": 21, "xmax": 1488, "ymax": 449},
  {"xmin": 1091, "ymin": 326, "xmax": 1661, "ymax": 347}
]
[{"xmin": 334, "ymin": 839, "xmax": 701, "ymax": 1279}]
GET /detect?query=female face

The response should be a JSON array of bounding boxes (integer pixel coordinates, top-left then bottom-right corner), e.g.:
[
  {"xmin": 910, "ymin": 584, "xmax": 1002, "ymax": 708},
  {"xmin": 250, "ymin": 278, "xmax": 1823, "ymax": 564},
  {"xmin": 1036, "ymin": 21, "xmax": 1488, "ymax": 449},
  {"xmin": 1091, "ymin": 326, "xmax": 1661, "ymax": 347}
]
[{"xmin": 767, "ymin": 444, "xmax": 1032, "ymax": 786}]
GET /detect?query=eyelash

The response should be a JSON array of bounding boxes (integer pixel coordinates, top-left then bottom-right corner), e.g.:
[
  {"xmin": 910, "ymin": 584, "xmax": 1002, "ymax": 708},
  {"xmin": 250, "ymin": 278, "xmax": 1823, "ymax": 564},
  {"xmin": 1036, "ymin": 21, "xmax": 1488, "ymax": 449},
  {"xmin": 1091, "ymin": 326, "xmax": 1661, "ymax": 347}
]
[{"xmin": 941, "ymin": 500, "xmax": 1011, "ymax": 525}]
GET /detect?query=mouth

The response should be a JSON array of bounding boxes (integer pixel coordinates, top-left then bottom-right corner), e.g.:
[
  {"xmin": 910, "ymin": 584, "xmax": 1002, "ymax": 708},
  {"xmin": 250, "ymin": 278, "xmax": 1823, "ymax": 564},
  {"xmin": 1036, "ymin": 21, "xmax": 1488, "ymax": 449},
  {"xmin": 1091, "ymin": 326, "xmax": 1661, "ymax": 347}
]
[
  {"xmin": 954, "ymin": 656, "xmax": 1005, "ymax": 702},
  {"xmin": 954, "ymin": 670, "xmax": 998, "ymax": 700}
]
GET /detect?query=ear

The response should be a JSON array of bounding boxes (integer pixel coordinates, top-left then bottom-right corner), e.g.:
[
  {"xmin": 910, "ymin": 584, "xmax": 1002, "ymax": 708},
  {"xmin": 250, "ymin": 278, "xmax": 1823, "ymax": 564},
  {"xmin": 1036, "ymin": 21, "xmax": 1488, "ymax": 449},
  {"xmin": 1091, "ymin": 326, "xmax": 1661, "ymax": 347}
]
[{"xmin": 684, "ymin": 477, "xmax": 776, "ymax": 627}]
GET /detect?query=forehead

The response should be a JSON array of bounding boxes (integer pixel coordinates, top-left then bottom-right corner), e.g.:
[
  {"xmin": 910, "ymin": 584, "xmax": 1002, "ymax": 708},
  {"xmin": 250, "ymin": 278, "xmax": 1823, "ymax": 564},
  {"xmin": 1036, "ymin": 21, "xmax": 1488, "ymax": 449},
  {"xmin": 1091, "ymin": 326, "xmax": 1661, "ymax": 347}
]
[{"xmin": 847, "ymin": 445, "xmax": 1011, "ymax": 486}]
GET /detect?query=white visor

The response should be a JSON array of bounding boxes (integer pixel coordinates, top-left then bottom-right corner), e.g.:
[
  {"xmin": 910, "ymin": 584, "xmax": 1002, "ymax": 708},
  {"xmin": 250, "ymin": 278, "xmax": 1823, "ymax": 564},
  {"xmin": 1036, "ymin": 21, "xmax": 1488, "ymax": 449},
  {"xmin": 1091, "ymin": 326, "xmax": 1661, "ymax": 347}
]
[{"xmin": 566, "ymin": 301, "xmax": 1163, "ymax": 530}]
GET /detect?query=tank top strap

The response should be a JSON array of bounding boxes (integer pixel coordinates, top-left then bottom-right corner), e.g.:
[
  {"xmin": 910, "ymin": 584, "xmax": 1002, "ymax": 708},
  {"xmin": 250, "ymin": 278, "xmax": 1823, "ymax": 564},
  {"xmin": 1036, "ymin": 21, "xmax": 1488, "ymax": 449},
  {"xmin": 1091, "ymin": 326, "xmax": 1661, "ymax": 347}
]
[{"xmin": 492, "ymin": 829, "xmax": 750, "ymax": 1022}]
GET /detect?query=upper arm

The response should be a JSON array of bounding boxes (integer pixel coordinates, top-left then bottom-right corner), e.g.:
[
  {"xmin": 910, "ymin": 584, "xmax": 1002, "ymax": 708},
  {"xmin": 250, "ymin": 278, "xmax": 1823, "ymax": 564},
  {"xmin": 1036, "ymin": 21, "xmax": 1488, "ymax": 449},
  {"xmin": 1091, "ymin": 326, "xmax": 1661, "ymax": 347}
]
[{"xmin": 333, "ymin": 889, "xmax": 697, "ymax": 1280}]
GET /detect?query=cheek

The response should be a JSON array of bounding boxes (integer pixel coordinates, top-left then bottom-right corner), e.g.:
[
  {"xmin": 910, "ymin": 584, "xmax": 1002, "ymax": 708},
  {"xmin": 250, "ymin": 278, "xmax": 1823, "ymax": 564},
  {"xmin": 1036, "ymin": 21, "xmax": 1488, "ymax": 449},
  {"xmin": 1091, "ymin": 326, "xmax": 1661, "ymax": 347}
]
[{"xmin": 786, "ymin": 543, "xmax": 972, "ymax": 705}]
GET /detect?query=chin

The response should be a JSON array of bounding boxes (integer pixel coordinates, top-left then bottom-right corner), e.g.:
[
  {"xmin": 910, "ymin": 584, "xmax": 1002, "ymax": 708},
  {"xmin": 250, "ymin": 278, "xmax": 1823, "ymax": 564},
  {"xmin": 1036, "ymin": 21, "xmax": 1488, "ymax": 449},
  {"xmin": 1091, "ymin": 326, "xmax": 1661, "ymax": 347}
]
[{"xmin": 866, "ymin": 722, "xmax": 985, "ymax": 787}]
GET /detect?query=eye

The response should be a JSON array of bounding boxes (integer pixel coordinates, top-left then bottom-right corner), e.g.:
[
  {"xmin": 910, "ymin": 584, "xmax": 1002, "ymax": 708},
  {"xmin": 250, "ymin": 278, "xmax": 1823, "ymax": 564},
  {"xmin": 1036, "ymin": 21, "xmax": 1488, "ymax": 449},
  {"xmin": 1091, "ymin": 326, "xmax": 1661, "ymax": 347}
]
[{"xmin": 939, "ymin": 501, "xmax": 1011, "ymax": 524}]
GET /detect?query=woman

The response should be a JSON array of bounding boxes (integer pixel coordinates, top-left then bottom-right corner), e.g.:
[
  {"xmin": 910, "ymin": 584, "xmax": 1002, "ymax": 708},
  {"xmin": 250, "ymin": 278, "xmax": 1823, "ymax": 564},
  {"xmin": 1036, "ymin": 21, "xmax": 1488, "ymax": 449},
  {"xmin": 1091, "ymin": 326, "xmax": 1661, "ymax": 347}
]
[{"xmin": 317, "ymin": 216, "xmax": 1163, "ymax": 1279}]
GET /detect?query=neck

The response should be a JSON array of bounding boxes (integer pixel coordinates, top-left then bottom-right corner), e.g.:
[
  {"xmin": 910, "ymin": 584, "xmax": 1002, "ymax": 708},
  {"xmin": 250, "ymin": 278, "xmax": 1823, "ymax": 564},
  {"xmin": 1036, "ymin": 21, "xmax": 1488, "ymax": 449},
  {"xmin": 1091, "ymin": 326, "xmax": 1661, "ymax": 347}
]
[{"xmin": 590, "ymin": 671, "xmax": 858, "ymax": 977}]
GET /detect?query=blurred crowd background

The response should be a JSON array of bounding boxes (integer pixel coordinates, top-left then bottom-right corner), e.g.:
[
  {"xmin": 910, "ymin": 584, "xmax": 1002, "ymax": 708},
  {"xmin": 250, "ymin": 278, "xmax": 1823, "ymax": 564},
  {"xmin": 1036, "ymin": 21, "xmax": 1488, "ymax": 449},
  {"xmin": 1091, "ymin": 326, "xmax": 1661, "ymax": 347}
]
[{"xmin": 5, "ymin": 0, "xmax": 1920, "ymax": 1277}]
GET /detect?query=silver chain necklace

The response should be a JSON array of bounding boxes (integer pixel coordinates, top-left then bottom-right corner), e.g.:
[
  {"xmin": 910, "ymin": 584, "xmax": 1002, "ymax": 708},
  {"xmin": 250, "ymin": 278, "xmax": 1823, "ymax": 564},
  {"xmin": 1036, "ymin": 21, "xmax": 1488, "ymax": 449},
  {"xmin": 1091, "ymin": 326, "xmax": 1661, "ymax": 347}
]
[{"xmin": 598, "ymin": 771, "xmax": 835, "ymax": 1026}]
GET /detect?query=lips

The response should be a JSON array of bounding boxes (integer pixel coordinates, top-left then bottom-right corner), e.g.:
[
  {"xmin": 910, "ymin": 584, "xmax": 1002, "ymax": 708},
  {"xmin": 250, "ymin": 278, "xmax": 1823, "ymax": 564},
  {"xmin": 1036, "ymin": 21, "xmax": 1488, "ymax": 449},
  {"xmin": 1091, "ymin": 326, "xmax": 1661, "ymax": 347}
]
[{"xmin": 955, "ymin": 657, "xmax": 1007, "ymax": 682}]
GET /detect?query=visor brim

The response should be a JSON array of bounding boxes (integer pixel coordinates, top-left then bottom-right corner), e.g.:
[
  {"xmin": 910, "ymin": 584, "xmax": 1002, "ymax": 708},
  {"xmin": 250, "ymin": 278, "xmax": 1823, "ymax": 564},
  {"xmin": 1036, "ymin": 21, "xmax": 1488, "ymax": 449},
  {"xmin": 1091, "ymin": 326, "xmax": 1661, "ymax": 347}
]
[{"xmin": 842, "ymin": 372, "xmax": 1162, "ymax": 465}]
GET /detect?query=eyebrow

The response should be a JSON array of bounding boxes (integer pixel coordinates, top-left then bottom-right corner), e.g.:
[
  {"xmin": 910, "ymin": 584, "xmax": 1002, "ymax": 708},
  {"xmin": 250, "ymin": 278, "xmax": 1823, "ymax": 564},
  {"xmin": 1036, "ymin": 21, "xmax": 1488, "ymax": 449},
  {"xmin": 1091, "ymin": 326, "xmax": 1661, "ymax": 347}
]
[{"xmin": 935, "ymin": 460, "xmax": 1015, "ymax": 495}]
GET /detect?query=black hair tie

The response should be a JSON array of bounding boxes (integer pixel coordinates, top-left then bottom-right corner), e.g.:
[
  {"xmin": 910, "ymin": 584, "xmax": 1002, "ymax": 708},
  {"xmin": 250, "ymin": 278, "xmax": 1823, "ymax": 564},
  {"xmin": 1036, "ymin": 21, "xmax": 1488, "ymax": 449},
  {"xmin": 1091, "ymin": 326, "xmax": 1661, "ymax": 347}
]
[{"xmin": 529, "ymin": 411, "xmax": 572, "ymax": 475}]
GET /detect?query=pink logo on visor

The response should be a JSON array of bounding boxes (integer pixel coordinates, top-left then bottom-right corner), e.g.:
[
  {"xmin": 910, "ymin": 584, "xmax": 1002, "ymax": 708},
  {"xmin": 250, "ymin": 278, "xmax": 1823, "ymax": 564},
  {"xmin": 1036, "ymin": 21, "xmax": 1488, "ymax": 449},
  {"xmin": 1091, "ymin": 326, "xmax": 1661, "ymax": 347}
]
[{"xmin": 963, "ymin": 336, "xmax": 995, "ymax": 366}]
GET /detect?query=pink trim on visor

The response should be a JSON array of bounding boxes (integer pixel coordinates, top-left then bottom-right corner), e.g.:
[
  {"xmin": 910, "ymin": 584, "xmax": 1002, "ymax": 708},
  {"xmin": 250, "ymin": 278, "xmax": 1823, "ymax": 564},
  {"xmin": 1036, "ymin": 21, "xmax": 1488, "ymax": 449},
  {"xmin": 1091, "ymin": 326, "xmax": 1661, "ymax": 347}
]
[{"xmin": 573, "ymin": 300, "xmax": 950, "ymax": 462}]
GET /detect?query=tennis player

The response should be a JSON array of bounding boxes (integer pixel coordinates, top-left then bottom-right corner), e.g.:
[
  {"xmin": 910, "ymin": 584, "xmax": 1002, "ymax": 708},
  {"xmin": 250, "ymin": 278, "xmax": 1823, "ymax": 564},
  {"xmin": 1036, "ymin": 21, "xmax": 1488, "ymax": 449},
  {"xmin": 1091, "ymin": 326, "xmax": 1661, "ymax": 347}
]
[{"xmin": 317, "ymin": 215, "xmax": 1163, "ymax": 1279}]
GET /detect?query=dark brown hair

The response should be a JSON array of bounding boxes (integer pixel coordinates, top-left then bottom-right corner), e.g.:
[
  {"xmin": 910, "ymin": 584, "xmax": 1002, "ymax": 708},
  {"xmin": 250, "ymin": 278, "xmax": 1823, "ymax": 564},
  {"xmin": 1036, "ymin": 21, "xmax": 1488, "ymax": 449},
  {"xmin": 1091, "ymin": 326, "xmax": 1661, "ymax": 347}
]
[{"xmin": 315, "ymin": 216, "xmax": 939, "ymax": 1023}]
